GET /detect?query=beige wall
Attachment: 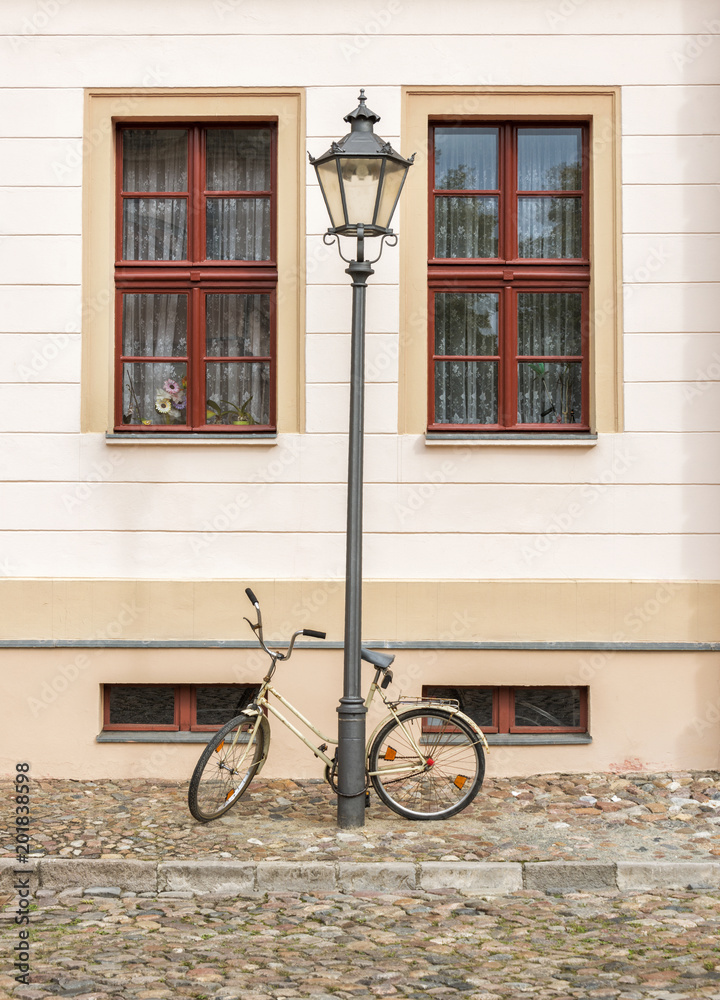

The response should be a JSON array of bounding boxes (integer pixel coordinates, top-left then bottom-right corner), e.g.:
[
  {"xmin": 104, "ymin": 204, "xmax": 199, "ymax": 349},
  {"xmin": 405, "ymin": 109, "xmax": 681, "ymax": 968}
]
[
  {"xmin": 0, "ymin": 579, "xmax": 717, "ymax": 643},
  {"xmin": 2, "ymin": 645, "xmax": 718, "ymax": 779}
]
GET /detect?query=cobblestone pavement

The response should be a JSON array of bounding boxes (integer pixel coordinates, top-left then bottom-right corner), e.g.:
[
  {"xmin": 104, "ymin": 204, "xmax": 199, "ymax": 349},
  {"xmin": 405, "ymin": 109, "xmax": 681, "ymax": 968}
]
[
  {"xmin": 2, "ymin": 888, "xmax": 720, "ymax": 999},
  {"xmin": 2, "ymin": 773, "xmax": 720, "ymax": 865}
]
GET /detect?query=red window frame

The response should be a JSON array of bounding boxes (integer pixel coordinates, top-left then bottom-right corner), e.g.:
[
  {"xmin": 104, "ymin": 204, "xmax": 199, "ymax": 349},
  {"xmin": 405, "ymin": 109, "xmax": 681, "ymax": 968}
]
[
  {"xmin": 114, "ymin": 122, "xmax": 278, "ymax": 433},
  {"xmin": 102, "ymin": 683, "xmax": 258, "ymax": 732},
  {"xmin": 423, "ymin": 685, "xmax": 588, "ymax": 734},
  {"xmin": 428, "ymin": 120, "xmax": 590, "ymax": 432}
]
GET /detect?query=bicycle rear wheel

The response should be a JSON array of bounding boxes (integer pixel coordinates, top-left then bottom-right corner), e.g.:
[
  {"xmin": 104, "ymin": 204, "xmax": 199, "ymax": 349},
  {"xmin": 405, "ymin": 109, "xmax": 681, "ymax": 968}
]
[
  {"xmin": 188, "ymin": 713, "xmax": 267, "ymax": 822},
  {"xmin": 368, "ymin": 707, "xmax": 484, "ymax": 820}
]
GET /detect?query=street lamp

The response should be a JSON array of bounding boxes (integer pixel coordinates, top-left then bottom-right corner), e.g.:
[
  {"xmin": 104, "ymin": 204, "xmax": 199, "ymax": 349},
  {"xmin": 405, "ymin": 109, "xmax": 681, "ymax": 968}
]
[{"xmin": 310, "ymin": 90, "xmax": 414, "ymax": 827}]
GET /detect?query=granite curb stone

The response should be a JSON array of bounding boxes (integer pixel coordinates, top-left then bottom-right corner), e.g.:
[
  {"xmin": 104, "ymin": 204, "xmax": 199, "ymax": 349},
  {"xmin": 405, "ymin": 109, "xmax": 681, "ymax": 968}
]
[
  {"xmin": 0, "ymin": 857, "xmax": 39, "ymax": 890},
  {"xmin": 420, "ymin": 860, "xmax": 523, "ymax": 893},
  {"xmin": 616, "ymin": 860, "xmax": 720, "ymax": 891},
  {"xmin": 522, "ymin": 860, "xmax": 616, "ymax": 891},
  {"xmin": 158, "ymin": 860, "xmax": 255, "ymax": 895},
  {"xmin": 256, "ymin": 860, "xmax": 336, "ymax": 893},
  {"xmin": 18, "ymin": 857, "xmax": 720, "ymax": 895},
  {"xmin": 38, "ymin": 858, "xmax": 157, "ymax": 892},
  {"xmin": 336, "ymin": 861, "xmax": 415, "ymax": 892}
]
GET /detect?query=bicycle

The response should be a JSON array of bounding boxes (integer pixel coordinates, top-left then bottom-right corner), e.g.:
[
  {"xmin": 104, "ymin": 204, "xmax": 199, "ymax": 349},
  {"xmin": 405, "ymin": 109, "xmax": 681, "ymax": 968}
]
[{"xmin": 188, "ymin": 588, "xmax": 489, "ymax": 823}]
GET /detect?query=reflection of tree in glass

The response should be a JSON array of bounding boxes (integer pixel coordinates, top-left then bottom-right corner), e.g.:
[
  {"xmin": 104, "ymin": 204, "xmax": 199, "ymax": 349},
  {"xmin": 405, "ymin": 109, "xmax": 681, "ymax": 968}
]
[
  {"xmin": 436, "ymin": 293, "xmax": 497, "ymax": 356},
  {"xmin": 542, "ymin": 162, "xmax": 581, "ymax": 192},
  {"xmin": 438, "ymin": 163, "xmax": 474, "ymax": 190},
  {"xmin": 519, "ymin": 197, "xmax": 580, "ymax": 258}
]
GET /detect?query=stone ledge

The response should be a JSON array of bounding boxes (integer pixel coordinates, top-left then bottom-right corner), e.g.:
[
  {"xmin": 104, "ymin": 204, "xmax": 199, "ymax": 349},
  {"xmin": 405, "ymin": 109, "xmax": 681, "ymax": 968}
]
[{"xmin": 14, "ymin": 858, "xmax": 720, "ymax": 896}]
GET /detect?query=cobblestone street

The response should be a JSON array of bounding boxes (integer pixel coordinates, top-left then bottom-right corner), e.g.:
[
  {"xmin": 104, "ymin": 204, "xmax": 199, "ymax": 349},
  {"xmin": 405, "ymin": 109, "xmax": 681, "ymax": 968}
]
[{"xmin": 2, "ymin": 888, "xmax": 720, "ymax": 999}]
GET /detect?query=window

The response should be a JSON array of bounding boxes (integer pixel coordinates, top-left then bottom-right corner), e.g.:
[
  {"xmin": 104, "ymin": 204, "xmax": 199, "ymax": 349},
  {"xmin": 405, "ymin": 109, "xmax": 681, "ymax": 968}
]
[
  {"xmin": 103, "ymin": 684, "xmax": 258, "ymax": 732},
  {"xmin": 429, "ymin": 123, "xmax": 589, "ymax": 432},
  {"xmin": 424, "ymin": 685, "xmax": 587, "ymax": 734},
  {"xmin": 115, "ymin": 124, "xmax": 277, "ymax": 433}
]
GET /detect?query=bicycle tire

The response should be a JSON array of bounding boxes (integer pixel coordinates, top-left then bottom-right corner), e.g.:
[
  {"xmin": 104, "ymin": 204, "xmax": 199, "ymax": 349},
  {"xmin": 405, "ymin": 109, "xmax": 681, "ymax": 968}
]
[
  {"xmin": 368, "ymin": 707, "xmax": 484, "ymax": 820},
  {"xmin": 188, "ymin": 713, "xmax": 267, "ymax": 822}
]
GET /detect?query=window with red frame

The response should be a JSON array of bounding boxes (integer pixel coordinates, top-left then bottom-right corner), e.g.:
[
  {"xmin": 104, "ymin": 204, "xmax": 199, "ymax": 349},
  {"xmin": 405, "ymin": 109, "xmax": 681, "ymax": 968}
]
[
  {"xmin": 103, "ymin": 684, "xmax": 259, "ymax": 732},
  {"xmin": 115, "ymin": 124, "xmax": 277, "ymax": 432},
  {"xmin": 429, "ymin": 123, "xmax": 590, "ymax": 432},
  {"xmin": 423, "ymin": 685, "xmax": 588, "ymax": 734}
]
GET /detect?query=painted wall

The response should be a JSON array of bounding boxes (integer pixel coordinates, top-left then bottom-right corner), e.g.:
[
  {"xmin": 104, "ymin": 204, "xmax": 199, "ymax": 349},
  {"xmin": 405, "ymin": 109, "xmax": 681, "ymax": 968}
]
[
  {"xmin": 3, "ymin": 645, "xmax": 718, "ymax": 779},
  {"xmin": 0, "ymin": 0, "xmax": 719, "ymax": 777},
  {"xmin": 0, "ymin": 0, "xmax": 718, "ymax": 582}
]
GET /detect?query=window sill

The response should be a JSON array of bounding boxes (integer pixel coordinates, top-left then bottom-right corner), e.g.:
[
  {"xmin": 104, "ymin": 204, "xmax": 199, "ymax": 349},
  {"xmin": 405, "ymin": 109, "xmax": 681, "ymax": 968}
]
[
  {"xmin": 97, "ymin": 731, "xmax": 216, "ymax": 743},
  {"xmin": 485, "ymin": 733, "xmax": 592, "ymax": 746},
  {"xmin": 105, "ymin": 433, "xmax": 277, "ymax": 445},
  {"xmin": 425, "ymin": 432, "xmax": 598, "ymax": 447}
]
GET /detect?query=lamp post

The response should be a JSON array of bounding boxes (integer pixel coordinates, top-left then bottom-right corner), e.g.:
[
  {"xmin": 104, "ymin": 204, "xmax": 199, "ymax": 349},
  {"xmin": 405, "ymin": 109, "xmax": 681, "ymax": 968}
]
[{"xmin": 310, "ymin": 90, "xmax": 414, "ymax": 827}]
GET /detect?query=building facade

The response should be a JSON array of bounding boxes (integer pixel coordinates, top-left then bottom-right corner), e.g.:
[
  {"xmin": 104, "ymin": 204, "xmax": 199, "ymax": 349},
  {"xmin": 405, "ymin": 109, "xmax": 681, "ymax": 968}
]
[{"xmin": 1, "ymin": 0, "xmax": 719, "ymax": 780}]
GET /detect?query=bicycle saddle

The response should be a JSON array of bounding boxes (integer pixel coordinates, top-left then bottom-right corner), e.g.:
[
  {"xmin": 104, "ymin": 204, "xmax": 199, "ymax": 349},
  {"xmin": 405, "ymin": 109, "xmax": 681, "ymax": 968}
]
[{"xmin": 361, "ymin": 647, "xmax": 395, "ymax": 670}]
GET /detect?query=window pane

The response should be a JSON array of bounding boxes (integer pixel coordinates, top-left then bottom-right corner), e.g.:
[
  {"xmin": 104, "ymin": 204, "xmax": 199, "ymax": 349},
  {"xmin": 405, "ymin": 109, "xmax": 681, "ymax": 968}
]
[
  {"xmin": 518, "ymin": 197, "xmax": 581, "ymax": 258},
  {"xmin": 514, "ymin": 687, "xmax": 582, "ymax": 728},
  {"xmin": 517, "ymin": 128, "xmax": 582, "ymax": 191},
  {"xmin": 122, "ymin": 294, "xmax": 188, "ymax": 357},
  {"xmin": 435, "ymin": 292, "xmax": 498, "ymax": 356},
  {"xmin": 434, "ymin": 127, "xmax": 498, "ymax": 190},
  {"xmin": 122, "ymin": 198, "xmax": 188, "ymax": 260},
  {"xmin": 122, "ymin": 129, "xmax": 188, "ymax": 192},
  {"xmin": 195, "ymin": 686, "xmax": 259, "ymax": 726},
  {"xmin": 518, "ymin": 293, "xmax": 582, "ymax": 356},
  {"xmin": 206, "ymin": 128, "xmax": 271, "ymax": 191},
  {"xmin": 206, "ymin": 294, "xmax": 270, "ymax": 357},
  {"xmin": 425, "ymin": 686, "xmax": 494, "ymax": 728},
  {"xmin": 435, "ymin": 361, "xmax": 497, "ymax": 424},
  {"xmin": 206, "ymin": 362, "xmax": 271, "ymax": 425},
  {"xmin": 122, "ymin": 362, "xmax": 188, "ymax": 426},
  {"xmin": 108, "ymin": 686, "xmax": 175, "ymax": 725},
  {"xmin": 517, "ymin": 361, "xmax": 581, "ymax": 424},
  {"xmin": 206, "ymin": 198, "xmax": 270, "ymax": 260},
  {"xmin": 435, "ymin": 196, "xmax": 498, "ymax": 258}
]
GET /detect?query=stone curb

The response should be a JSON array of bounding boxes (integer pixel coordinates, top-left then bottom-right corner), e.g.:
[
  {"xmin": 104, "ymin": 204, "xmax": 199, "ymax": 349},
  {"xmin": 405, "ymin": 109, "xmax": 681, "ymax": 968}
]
[{"xmin": 2, "ymin": 859, "xmax": 720, "ymax": 897}]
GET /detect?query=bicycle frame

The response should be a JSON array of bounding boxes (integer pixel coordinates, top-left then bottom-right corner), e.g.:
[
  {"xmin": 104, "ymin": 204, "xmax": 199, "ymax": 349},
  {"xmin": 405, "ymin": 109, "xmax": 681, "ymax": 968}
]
[
  {"xmin": 230, "ymin": 665, "xmax": 488, "ymax": 781},
  {"xmin": 228, "ymin": 589, "xmax": 488, "ymax": 782}
]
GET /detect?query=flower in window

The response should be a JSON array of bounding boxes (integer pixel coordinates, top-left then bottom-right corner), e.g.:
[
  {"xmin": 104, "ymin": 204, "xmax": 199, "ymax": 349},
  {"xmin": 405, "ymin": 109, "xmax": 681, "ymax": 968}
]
[{"xmin": 155, "ymin": 397, "xmax": 173, "ymax": 414}]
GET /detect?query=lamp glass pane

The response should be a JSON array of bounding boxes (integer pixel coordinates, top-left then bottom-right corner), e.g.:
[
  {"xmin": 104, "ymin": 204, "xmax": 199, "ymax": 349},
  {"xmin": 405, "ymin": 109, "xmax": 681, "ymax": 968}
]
[
  {"xmin": 375, "ymin": 159, "xmax": 408, "ymax": 230},
  {"xmin": 315, "ymin": 159, "xmax": 345, "ymax": 229},
  {"xmin": 340, "ymin": 157, "xmax": 382, "ymax": 225}
]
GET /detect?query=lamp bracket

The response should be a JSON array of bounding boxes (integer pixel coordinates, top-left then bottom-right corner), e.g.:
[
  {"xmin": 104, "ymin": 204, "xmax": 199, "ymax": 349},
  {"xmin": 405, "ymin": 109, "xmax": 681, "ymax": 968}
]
[{"xmin": 323, "ymin": 230, "xmax": 398, "ymax": 266}]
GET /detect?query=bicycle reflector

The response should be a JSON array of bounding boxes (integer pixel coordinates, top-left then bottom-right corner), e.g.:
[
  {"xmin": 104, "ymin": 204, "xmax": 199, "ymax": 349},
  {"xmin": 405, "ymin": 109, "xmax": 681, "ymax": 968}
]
[
  {"xmin": 215, "ymin": 741, "xmax": 224, "ymax": 752},
  {"xmin": 383, "ymin": 746, "xmax": 397, "ymax": 761},
  {"xmin": 454, "ymin": 775, "xmax": 468, "ymax": 790}
]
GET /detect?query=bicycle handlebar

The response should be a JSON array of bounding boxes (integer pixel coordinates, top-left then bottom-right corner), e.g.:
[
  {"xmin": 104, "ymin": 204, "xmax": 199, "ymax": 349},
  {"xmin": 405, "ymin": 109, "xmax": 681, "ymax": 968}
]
[
  {"xmin": 245, "ymin": 587, "xmax": 259, "ymax": 606},
  {"xmin": 302, "ymin": 628, "xmax": 326, "ymax": 639}
]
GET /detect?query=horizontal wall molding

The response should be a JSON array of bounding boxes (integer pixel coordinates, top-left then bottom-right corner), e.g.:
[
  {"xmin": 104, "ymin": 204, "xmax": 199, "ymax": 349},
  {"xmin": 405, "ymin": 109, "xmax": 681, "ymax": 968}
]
[{"xmin": 2, "ymin": 639, "xmax": 719, "ymax": 651}]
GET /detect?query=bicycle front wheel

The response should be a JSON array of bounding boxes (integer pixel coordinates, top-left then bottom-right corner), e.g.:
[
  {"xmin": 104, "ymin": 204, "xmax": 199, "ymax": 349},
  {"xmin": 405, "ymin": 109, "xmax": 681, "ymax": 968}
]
[
  {"xmin": 368, "ymin": 707, "xmax": 484, "ymax": 820},
  {"xmin": 188, "ymin": 714, "xmax": 267, "ymax": 822}
]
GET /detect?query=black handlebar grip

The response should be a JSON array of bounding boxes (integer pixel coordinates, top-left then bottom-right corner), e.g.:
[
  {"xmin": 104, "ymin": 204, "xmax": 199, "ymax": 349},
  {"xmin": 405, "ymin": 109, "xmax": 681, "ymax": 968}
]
[
  {"xmin": 302, "ymin": 628, "xmax": 326, "ymax": 639},
  {"xmin": 245, "ymin": 587, "xmax": 259, "ymax": 606}
]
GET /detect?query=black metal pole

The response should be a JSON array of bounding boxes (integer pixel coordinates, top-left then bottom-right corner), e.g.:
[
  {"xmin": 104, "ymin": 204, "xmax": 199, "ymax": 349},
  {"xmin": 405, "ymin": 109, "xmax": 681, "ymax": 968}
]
[{"xmin": 337, "ymin": 227, "xmax": 374, "ymax": 828}]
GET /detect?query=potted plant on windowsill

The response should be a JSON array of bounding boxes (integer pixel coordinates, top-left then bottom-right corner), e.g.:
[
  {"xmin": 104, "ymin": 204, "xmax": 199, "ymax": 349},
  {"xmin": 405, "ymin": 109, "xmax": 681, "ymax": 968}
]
[{"xmin": 206, "ymin": 395, "xmax": 255, "ymax": 425}]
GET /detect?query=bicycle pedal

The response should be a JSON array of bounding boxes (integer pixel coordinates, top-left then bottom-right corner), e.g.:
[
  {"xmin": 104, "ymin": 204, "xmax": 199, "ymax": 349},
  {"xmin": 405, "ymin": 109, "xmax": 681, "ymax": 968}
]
[{"xmin": 318, "ymin": 743, "xmax": 328, "ymax": 753}]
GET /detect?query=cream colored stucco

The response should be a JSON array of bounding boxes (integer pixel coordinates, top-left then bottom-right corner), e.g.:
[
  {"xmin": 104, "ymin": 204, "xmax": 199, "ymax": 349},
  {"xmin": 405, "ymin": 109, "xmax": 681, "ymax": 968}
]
[{"xmin": 4, "ymin": 645, "xmax": 718, "ymax": 779}]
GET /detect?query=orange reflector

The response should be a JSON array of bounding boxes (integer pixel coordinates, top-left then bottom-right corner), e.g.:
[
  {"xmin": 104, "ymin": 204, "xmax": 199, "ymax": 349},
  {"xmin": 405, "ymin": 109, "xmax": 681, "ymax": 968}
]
[
  {"xmin": 215, "ymin": 741, "xmax": 224, "ymax": 753},
  {"xmin": 225, "ymin": 789, "xmax": 235, "ymax": 801},
  {"xmin": 454, "ymin": 775, "xmax": 467, "ymax": 790},
  {"xmin": 384, "ymin": 746, "xmax": 397, "ymax": 761}
]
